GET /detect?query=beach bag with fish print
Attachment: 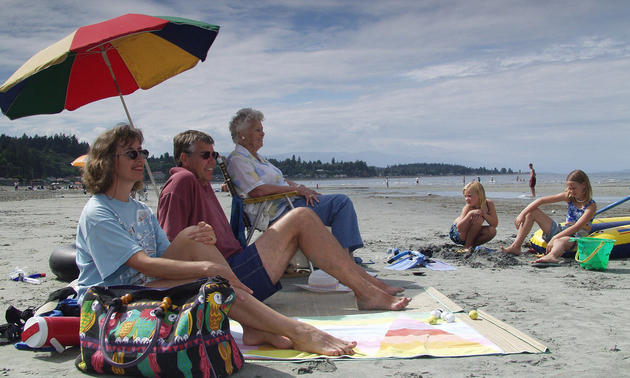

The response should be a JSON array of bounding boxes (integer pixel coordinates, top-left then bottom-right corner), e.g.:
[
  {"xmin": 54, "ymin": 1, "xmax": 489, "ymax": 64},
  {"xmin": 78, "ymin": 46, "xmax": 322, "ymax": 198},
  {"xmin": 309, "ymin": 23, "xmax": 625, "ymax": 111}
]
[{"xmin": 75, "ymin": 277, "xmax": 243, "ymax": 378}]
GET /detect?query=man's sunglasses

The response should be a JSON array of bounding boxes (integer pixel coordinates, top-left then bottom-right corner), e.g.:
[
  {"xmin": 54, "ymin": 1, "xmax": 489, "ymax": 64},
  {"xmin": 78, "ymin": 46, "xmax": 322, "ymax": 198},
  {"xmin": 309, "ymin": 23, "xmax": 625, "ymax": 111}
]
[
  {"xmin": 191, "ymin": 151, "xmax": 220, "ymax": 160},
  {"xmin": 119, "ymin": 149, "xmax": 149, "ymax": 160}
]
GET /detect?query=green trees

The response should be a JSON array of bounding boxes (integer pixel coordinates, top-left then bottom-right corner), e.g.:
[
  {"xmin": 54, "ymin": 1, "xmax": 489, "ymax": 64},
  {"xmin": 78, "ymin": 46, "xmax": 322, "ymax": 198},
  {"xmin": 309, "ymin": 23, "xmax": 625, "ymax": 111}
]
[
  {"xmin": 0, "ymin": 134, "xmax": 513, "ymax": 182},
  {"xmin": 0, "ymin": 134, "xmax": 89, "ymax": 180},
  {"xmin": 268, "ymin": 157, "xmax": 377, "ymax": 178},
  {"xmin": 381, "ymin": 163, "xmax": 513, "ymax": 177}
]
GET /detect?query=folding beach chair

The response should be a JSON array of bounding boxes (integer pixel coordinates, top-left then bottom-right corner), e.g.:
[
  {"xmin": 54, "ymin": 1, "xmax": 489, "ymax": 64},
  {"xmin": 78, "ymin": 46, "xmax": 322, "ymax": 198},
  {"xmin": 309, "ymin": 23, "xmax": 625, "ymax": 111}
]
[{"xmin": 217, "ymin": 156, "xmax": 314, "ymax": 273}]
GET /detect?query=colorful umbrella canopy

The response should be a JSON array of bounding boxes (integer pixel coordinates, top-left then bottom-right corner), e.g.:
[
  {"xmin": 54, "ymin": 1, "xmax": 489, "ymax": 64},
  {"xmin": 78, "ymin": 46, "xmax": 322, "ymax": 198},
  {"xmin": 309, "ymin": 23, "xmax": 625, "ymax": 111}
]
[
  {"xmin": 71, "ymin": 154, "xmax": 88, "ymax": 167},
  {"xmin": 0, "ymin": 14, "xmax": 219, "ymax": 120}
]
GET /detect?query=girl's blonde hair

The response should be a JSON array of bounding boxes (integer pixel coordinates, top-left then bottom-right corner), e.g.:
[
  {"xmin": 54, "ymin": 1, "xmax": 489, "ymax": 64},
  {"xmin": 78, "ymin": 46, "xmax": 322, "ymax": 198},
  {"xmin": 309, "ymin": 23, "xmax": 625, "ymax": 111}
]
[
  {"xmin": 82, "ymin": 123, "xmax": 144, "ymax": 195},
  {"xmin": 463, "ymin": 181, "xmax": 486, "ymax": 210},
  {"xmin": 565, "ymin": 169, "xmax": 593, "ymax": 202}
]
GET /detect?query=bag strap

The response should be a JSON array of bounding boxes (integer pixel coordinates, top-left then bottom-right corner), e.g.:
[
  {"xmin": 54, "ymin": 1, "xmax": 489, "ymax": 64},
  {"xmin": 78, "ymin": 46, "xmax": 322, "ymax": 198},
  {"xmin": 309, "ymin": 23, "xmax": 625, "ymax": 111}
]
[
  {"xmin": 575, "ymin": 241, "xmax": 604, "ymax": 264},
  {"xmin": 99, "ymin": 294, "xmax": 172, "ymax": 369}
]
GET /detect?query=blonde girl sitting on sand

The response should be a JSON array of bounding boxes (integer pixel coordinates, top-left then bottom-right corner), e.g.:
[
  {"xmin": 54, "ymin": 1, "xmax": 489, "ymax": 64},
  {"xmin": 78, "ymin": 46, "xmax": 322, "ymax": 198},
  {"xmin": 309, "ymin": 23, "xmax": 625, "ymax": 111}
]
[
  {"xmin": 449, "ymin": 181, "xmax": 498, "ymax": 252},
  {"xmin": 501, "ymin": 170, "xmax": 596, "ymax": 264}
]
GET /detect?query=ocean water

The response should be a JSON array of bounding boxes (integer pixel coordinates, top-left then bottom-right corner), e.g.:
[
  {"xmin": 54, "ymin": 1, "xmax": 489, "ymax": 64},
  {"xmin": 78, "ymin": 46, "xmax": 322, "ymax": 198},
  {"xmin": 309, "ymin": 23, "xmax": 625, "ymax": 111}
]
[{"xmin": 297, "ymin": 172, "xmax": 630, "ymax": 204}]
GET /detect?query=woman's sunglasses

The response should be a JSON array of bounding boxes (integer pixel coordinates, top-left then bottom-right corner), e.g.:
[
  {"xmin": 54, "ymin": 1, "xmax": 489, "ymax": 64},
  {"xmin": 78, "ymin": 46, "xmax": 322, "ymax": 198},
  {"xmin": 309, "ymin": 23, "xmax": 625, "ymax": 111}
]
[
  {"xmin": 191, "ymin": 151, "xmax": 220, "ymax": 160},
  {"xmin": 119, "ymin": 149, "xmax": 149, "ymax": 160}
]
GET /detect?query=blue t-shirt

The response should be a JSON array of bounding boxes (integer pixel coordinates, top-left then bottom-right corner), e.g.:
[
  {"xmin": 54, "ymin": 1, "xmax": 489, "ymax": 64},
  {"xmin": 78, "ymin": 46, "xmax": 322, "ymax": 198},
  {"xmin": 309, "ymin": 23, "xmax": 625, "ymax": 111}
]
[{"xmin": 75, "ymin": 194, "xmax": 170, "ymax": 301}]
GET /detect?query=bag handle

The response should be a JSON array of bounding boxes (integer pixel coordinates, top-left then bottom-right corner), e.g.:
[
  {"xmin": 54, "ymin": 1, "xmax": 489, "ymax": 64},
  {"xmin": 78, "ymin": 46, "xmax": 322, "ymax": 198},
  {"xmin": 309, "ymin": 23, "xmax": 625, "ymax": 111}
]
[
  {"xmin": 99, "ymin": 294, "xmax": 172, "ymax": 369},
  {"xmin": 574, "ymin": 241, "xmax": 605, "ymax": 264}
]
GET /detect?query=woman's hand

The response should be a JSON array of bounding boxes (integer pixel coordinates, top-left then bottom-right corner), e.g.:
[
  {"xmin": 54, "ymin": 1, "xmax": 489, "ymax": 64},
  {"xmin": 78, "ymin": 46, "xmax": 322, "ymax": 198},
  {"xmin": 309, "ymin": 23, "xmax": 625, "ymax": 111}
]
[
  {"xmin": 469, "ymin": 209, "xmax": 484, "ymax": 220},
  {"xmin": 189, "ymin": 221, "xmax": 217, "ymax": 245},
  {"xmin": 514, "ymin": 214, "xmax": 525, "ymax": 230},
  {"xmin": 206, "ymin": 262, "xmax": 253, "ymax": 301},
  {"xmin": 546, "ymin": 237, "xmax": 556, "ymax": 254},
  {"xmin": 296, "ymin": 185, "xmax": 321, "ymax": 207}
]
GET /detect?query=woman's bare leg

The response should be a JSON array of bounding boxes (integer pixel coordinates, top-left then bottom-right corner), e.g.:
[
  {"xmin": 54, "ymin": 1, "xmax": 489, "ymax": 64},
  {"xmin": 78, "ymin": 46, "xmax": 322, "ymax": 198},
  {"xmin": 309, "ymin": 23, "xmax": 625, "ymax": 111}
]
[
  {"xmin": 473, "ymin": 226, "xmax": 497, "ymax": 247},
  {"xmin": 533, "ymin": 237, "xmax": 574, "ymax": 263},
  {"xmin": 462, "ymin": 217, "xmax": 483, "ymax": 249},
  {"xmin": 501, "ymin": 209, "xmax": 553, "ymax": 255},
  {"xmin": 228, "ymin": 290, "xmax": 356, "ymax": 356},
  {"xmin": 147, "ymin": 226, "xmax": 355, "ymax": 356}
]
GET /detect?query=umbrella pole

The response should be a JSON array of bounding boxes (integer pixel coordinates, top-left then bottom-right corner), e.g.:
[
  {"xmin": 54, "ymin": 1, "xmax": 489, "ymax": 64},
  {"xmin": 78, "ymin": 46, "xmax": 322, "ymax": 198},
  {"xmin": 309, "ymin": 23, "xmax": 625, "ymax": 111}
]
[{"xmin": 100, "ymin": 50, "xmax": 160, "ymax": 202}]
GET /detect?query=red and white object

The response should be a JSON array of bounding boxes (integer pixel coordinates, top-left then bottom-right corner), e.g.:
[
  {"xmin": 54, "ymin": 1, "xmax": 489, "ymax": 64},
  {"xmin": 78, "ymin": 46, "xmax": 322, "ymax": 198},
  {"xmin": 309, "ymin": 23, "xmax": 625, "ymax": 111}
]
[{"xmin": 21, "ymin": 316, "xmax": 80, "ymax": 352}]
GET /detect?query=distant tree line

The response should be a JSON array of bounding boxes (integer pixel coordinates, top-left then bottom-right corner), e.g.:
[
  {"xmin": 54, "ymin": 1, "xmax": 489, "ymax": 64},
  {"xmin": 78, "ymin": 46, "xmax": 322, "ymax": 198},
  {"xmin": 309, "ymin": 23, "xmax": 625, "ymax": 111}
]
[
  {"xmin": 0, "ymin": 133, "xmax": 89, "ymax": 180},
  {"xmin": 1, "ymin": 134, "xmax": 513, "ymax": 183},
  {"xmin": 146, "ymin": 152, "xmax": 176, "ymax": 180},
  {"xmin": 381, "ymin": 163, "xmax": 514, "ymax": 177},
  {"xmin": 268, "ymin": 155, "xmax": 377, "ymax": 178}
]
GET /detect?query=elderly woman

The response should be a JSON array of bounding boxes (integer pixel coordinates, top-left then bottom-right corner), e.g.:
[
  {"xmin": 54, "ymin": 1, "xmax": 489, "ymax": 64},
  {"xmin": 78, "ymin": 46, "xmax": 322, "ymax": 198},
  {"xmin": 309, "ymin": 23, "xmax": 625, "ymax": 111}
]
[
  {"xmin": 75, "ymin": 122, "xmax": 356, "ymax": 357},
  {"xmin": 226, "ymin": 108, "xmax": 364, "ymax": 256}
]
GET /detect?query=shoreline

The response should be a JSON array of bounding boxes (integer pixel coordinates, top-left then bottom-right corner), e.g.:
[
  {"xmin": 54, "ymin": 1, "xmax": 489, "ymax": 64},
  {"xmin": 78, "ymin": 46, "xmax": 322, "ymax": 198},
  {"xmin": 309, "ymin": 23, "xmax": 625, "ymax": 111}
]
[{"xmin": 2, "ymin": 177, "xmax": 630, "ymax": 202}]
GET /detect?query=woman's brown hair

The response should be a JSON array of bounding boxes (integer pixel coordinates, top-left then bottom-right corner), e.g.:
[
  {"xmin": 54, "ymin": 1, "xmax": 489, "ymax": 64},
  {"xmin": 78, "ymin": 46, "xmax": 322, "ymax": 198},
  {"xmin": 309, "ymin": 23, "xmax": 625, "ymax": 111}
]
[{"xmin": 82, "ymin": 123, "xmax": 144, "ymax": 194}]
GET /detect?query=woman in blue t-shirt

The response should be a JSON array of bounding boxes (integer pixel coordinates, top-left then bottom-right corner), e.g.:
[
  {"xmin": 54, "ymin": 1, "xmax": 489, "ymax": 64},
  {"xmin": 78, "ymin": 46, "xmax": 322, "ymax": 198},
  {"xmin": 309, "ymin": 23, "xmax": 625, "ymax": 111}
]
[{"xmin": 76, "ymin": 123, "xmax": 356, "ymax": 357}]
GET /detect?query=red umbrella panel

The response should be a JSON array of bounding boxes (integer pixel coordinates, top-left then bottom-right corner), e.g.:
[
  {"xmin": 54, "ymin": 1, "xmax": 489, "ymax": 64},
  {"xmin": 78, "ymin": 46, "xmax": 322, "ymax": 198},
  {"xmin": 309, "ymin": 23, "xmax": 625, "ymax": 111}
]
[{"xmin": 0, "ymin": 14, "xmax": 219, "ymax": 120}]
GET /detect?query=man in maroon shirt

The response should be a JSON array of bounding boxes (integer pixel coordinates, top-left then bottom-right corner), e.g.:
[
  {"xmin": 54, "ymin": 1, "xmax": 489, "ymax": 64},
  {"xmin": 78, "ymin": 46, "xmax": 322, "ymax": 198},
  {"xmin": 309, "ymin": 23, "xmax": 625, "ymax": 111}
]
[{"xmin": 158, "ymin": 130, "xmax": 410, "ymax": 311}]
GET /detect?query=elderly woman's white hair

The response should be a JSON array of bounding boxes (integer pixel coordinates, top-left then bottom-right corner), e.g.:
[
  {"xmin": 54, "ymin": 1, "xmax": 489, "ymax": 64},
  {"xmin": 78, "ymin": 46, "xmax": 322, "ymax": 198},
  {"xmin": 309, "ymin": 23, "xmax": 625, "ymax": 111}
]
[{"xmin": 229, "ymin": 108, "xmax": 265, "ymax": 144}]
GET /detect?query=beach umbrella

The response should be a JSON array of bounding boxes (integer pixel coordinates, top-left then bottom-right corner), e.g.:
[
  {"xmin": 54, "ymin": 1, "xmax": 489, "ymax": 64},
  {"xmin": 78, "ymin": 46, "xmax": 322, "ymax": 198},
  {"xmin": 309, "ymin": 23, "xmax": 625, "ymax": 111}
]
[
  {"xmin": 71, "ymin": 154, "xmax": 87, "ymax": 168},
  {"xmin": 0, "ymin": 13, "xmax": 220, "ymax": 197},
  {"xmin": 0, "ymin": 13, "xmax": 219, "ymax": 121}
]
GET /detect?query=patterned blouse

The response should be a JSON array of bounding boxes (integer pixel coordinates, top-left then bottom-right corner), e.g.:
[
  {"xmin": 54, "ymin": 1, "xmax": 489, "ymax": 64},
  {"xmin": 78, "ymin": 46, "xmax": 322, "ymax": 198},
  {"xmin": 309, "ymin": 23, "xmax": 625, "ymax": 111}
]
[{"xmin": 566, "ymin": 199, "xmax": 596, "ymax": 226}]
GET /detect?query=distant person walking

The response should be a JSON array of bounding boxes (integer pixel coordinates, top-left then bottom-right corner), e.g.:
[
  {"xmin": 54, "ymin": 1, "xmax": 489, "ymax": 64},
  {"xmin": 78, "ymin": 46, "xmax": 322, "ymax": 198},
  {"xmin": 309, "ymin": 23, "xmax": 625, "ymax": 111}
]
[
  {"xmin": 529, "ymin": 163, "xmax": 536, "ymax": 197},
  {"xmin": 415, "ymin": 177, "xmax": 419, "ymax": 185},
  {"xmin": 386, "ymin": 177, "xmax": 389, "ymax": 188}
]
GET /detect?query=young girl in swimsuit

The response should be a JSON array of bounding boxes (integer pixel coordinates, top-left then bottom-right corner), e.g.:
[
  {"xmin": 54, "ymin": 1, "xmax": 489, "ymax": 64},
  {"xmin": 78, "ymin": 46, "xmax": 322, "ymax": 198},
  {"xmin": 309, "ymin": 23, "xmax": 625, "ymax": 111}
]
[
  {"xmin": 449, "ymin": 181, "xmax": 498, "ymax": 252},
  {"xmin": 501, "ymin": 170, "xmax": 596, "ymax": 264}
]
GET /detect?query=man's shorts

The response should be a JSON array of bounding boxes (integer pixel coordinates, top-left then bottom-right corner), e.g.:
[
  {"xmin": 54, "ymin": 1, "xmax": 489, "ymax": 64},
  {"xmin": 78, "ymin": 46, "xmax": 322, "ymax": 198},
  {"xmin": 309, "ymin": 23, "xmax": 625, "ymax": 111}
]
[{"xmin": 227, "ymin": 243, "xmax": 282, "ymax": 302}]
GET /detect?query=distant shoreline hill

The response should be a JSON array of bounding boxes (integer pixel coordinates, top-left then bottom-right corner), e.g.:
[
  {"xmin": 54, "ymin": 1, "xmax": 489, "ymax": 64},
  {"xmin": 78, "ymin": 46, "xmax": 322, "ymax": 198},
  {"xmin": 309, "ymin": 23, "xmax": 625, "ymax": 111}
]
[
  {"xmin": 266, "ymin": 151, "xmax": 500, "ymax": 170},
  {"xmin": 264, "ymin": 155, "xmax": 513, "ymax": 179}
]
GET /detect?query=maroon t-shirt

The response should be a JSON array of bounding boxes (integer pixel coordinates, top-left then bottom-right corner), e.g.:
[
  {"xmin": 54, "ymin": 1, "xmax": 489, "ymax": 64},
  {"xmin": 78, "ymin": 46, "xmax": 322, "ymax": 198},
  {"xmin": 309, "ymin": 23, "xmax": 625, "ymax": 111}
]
[{"xmin": 157, "ymin": 167, "xmax": 243, "ymax": 259}]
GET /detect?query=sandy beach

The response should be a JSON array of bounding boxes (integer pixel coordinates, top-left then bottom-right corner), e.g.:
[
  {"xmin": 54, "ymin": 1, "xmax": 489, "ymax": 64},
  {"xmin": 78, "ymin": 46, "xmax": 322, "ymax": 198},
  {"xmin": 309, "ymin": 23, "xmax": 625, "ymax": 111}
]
[{"xmin": 1, "ymin": 180, "xmax": 629, "ymax": 377}]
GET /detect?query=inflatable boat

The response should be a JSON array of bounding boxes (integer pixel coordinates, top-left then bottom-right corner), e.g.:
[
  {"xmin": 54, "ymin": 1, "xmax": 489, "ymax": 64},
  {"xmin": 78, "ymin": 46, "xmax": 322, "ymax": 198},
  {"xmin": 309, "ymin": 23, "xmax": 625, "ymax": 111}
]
[{"xmin": 529, "ymin": 217, "xmax": 630, "ymax": 259}]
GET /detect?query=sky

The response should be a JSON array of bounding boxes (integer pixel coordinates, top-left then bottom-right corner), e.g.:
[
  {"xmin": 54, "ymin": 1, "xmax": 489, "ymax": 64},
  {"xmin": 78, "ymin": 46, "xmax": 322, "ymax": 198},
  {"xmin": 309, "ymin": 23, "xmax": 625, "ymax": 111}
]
[{"xmin": 0, "ymin": 0, "xmax": 629, "ymax": 173}]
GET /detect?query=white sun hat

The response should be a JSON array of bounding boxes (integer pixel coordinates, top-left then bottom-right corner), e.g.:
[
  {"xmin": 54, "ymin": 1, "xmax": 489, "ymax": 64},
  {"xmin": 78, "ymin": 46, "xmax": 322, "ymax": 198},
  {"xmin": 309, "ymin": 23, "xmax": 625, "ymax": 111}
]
[{"xmin": 294, "ymin": 270, "xmax": 352, "ymax": 293}]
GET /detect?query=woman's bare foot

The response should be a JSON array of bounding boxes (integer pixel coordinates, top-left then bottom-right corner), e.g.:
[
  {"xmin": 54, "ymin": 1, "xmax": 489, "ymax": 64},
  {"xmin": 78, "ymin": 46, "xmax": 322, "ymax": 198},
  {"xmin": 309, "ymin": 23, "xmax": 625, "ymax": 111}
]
[
  {"xmin": 290, "ymin": 323, "xmax": 357, "ymax": 356},
  {"xmin": 532, "ymin": 256, "xmax": 559, "ymax": 264},
  {"xmin": 242, "ymin": 325, "xmax": 293, "ymax": 349},
  {"xmin": 356, "ymin": 289, "xmax": 412, "ymax": 311},
  {"xmin": 500, "ymin": 245, "xmax": 521, "ymax": 255}
]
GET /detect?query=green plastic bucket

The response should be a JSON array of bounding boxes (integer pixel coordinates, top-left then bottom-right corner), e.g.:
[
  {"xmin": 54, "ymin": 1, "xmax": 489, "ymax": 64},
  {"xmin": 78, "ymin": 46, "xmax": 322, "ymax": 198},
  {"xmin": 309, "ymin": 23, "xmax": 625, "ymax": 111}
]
[{"xmin": 573, "ymin": 237, "xmax": 615, "ymax": 271}]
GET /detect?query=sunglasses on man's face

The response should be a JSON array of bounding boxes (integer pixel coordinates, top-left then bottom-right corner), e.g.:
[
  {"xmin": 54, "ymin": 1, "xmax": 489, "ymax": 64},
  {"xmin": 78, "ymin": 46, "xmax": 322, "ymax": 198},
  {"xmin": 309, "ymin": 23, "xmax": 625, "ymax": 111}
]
[
  {"xmin": 119, "ymin": 149, "xmax": 149, "ymax": 160},
  {"xmin": 192, "ymin": 151, "xmax": 220, "ymax": 160}
]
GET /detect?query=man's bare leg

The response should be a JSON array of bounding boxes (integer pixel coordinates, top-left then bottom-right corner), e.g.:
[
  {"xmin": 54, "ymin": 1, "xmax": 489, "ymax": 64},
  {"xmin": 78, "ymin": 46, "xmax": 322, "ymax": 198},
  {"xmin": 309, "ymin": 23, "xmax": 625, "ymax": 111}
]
[{"xmin": 256, "ymin": 208, "xmax": 411, "ymax": 311}]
